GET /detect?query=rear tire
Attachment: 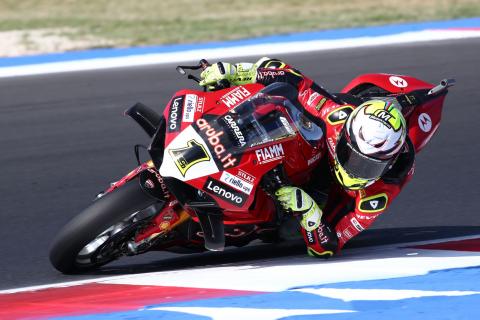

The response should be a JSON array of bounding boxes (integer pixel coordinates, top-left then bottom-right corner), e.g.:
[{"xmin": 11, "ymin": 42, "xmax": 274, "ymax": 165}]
[{"xmin": 49, "ymin": 179, "xmax": 158, "ymax": 274}]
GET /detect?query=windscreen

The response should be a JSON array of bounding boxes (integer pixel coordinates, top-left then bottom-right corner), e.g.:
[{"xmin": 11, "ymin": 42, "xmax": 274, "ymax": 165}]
[{"xmin": 191, "ymin": 92, "xmax": 324, "ymax": 172}]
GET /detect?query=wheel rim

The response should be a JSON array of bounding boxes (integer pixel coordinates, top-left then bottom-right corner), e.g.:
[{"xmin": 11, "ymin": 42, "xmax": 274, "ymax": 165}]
[{"xmin": 75, "ymin": 212, "xmax": 143, "ymax": 267}]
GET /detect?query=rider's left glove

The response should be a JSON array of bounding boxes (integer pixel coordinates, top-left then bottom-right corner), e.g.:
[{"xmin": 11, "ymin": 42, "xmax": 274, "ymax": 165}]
[
  {"xmin": 199, "ymin": 62, "xmax": 236, "ymax": 90},
  {"xmin": 200, "ymin": 62, "xmax": 257, "ymax": 90},
  {"xmin": 275, "ymin": 186, "xmax": 323, "ymax": 232}
]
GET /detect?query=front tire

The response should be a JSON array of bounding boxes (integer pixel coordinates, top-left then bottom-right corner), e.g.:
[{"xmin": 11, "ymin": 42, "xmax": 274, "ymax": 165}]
[{"xmin": 49, "ymin": 179, "xmax": 158, "ymax": 274}]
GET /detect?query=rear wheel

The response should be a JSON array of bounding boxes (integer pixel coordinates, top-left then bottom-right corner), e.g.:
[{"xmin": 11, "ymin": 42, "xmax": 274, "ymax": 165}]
[{"xmin": 49, "ymin": 179, "xmax": 159, "ymax": 274}]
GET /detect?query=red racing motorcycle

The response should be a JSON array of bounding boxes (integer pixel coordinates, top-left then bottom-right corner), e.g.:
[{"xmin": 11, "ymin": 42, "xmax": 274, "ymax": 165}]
[{"xmin": 49, "ymin": 60, "xmax": 454, "ymax": 274}]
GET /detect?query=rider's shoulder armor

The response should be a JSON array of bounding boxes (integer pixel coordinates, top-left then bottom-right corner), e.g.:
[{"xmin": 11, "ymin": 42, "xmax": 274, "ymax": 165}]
[
  {"xmin": 322, "ymin": 104, "xmax": 355, "ymax": 126},
  {"xmin": 257, "ymin": 58, "xmax": 289, "ymax": 69}
]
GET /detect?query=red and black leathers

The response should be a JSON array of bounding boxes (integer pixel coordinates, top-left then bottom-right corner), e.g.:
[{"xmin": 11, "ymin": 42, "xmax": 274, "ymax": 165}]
[{"xmin": 254, "ymin": 58, "xmax": 415, "ymax": 257}]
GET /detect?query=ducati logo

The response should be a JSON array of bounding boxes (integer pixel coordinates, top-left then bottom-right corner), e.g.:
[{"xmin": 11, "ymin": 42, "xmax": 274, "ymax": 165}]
[
  {"xmin": 369, "ymin": 200, "xmax": 379, "ymax": 209},
  {"xmin": 168, "ymin": 140, "xmax": 210, "ymax": 177}
]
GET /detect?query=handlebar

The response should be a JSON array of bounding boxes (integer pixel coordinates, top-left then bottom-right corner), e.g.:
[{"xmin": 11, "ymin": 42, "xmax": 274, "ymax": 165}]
[
  {"xmin": 176, "ymin": 59, "xmax": 231, "ymax": 91},
  {"xmin": 428, "ymin": 78, "xmax": 456, "ymax": 96}
]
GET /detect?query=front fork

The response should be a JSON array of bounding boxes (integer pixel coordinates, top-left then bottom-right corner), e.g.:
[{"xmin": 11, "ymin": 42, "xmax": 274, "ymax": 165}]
[{"xmin": 102, "ymin": 161, "xmax": 192, "ymax": 253}]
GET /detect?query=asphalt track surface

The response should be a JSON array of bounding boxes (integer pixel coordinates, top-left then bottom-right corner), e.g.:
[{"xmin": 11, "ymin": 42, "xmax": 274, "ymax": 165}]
[{"xmin": 1, "ymin": 38, "xmax": 480, "ymax": 291}]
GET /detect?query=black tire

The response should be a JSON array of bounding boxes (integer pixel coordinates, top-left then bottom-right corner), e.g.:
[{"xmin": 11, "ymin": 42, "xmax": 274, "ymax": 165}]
[{"xmin": 49, "ymin": 179, "xmax": 158, "ymax": 274}]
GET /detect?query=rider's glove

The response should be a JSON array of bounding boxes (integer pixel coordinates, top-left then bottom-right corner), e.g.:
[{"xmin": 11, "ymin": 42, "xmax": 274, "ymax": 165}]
[
  {"xmin": 199, "ymin": 62, "xmax": 257, "ymax": 90},
  {"xmin": 275, "ymin": 186, "xmax": 323, "ymax": 232}
]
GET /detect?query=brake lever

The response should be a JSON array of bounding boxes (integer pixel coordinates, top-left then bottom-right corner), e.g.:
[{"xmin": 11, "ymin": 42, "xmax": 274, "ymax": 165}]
[
  {"xmin": 187, "ymin": 74, "xmax": 201, "ymax": 83},
  {"xmin": 175, "ymin": 59, "xmax": 211, "ymax": 91}
]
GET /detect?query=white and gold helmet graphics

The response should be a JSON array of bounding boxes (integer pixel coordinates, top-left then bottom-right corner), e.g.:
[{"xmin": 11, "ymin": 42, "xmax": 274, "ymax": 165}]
[{"xmin": 333, "ymin": 99, "xmax": 407, "ymax": 190}]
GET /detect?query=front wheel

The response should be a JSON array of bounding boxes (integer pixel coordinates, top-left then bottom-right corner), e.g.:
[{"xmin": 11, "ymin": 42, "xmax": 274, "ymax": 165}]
[{"xmin": 49, "ymin": 179, "xmax": 158, "ymax": 274}]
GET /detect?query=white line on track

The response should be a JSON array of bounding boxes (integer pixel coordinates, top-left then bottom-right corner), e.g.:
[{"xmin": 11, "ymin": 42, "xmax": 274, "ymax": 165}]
[
  {"xmin": 1, "ymin": 234, "xmax": 479, "ymax": 295},
  {"xmin": 0, "ymin": 30, "xmax": 479, "ymax": 78}
]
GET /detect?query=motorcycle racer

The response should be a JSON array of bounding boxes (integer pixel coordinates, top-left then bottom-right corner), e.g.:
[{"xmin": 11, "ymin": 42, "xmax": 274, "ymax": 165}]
[{"xmin": 199, "ymin": 58, "xmax": 415, "ymax": 258}]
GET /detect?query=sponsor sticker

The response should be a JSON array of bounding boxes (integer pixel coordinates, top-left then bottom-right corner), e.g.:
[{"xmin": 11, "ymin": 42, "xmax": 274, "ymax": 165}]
[
  {"xmin": 237, "ymin": 169, "xmax": 255, "ymax": 183},
  {"xmin": 221, "ymin": 115, "xmax": 246, "ymax": 147},
  {"xmin": 203, "ymin": 177, "xmax": 247, "ymax": 207},
  {"xmin": 167, "ymin": 96, "xmax": 184, "ymax": 132},
  {"xmin": 307, "ymin": 152, "xmax": 321, "ymax": 166},
  {"xmin": 315, "ymin": 97, "xmax": 327, "ymax": 111},
  {"xmin": 418, "ymin": 113, "xmax": 432, "ymax": 132},
  {"xmin": 144, "ymin": 179, "xmax": 155, "ymax": 189},
  {"xmin": 364, "ymin": 105, "xmax": 402, "ymax": 131},
  {"xmin": 343, "ymin": 227, "xmax": 354, "ymax": 239},
  {"xmin": 160, "ymin": 125, "xmax": 219, "ymax": 181},
  {"xmin": 279, "ymin": 116, "xmax": 295, "ymax": 135},
  {"xmin": 316, "ymin": 224, "xmax": 330, "ymax": 244},
  {"xmin": 389, "ymin": 76, "xmax": 408, "ymax": 88},
  {"xmin": 258, "ymin": 70, "xmax": 285, "ymax": 78},
  {"xmin": 351, "ymin": 217, "xmax": 364, "ymax": 232},
  {"xmin": 196, "ymin": 118, "xmax": 237, "ymax": 169},
  {"xmin": 168, "ymin": 139, "xmax": 211, "ymax": 177},
  {"xmin": 196, "ymin": 96, "xmax": 205, "ymax": 113},
  {"xmin": 220, "ymin": 86, "xmax": 251, "ymax": 108},
  {"xmin": 327, "ymin": 137, "xmax": 336, "ymax": 153},
  {"xmin": 147, "ymin": 168, "xmax": 170, "ymax": 198},
  {"xmin": 327, "ymin": 106, "xmax": 353, "ymax": 125},
  {"xmin": 255, "ymin": 144, "xmax": 285, "ymax": 164},
  {"xmin": 307, "ymin": 92, "xmax": 321, "ymax": 106},
  {"xmin": 358, "ymin": 193, "xmax": 388, "ymax": 213},
  {"xmin": 220, "ymin": 171, "xmax": 253, "ymax": 195},
  {"xmin": 306, "ymin": 231, "xmax": 316, "ymax": 244},
  {"xmin": 182, "ymin": 94, "xmax": 197, "ymax": 123}
]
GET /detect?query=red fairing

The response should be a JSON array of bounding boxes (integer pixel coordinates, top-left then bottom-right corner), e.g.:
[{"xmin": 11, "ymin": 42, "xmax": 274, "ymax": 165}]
[
  {"xmin": 162, "ymin": 84, "xmax": 265, "ymax": 146},
  {"xmin": 408, "ymin": 94, "xmax": 446, "ymax": 153},
  {"xmin": 341, "ymin": 73, "xmax": 433, "ymax": 94},
  {"xmin": 160, "ymin": 83, "xmax": 320, "ymax": 225}
]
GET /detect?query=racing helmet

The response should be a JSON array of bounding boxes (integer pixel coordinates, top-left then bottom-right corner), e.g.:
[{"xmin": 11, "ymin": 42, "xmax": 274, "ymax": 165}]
[{"xmin": 333, "ymin": 99, "xmax": 407, "ymax": 190}]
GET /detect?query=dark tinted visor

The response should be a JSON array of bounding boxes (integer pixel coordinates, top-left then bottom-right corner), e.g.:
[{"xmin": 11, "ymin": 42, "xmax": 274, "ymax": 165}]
[{"xmin": 336, "ymin": 130, "xmax": 392, "ymax": 180}]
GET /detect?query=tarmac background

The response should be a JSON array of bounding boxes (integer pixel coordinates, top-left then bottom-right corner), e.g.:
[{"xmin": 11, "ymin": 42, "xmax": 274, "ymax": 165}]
[{"xmin": 0, "ymin": 38, "xmax": 479, "ymax": 290}]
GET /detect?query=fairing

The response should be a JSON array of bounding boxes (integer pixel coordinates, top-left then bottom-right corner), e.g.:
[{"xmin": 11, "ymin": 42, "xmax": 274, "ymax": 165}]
[{"xmin": 158, "ymin": 84, "xmax": 323, "ymax": 222}]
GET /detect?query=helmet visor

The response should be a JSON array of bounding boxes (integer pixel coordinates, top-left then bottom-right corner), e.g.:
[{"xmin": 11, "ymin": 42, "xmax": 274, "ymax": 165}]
[{"xmin": 336, "ymin": 129, "xmax": 392, "ymax": 180}]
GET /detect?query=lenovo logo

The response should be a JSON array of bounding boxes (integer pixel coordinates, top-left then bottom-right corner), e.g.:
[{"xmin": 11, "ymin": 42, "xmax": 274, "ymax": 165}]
[
  {"xmin": 168, "ymin": 96, "xmax": 184, "ymax": 132},
  {"xmin": 203, "ymin": 177, "xmax": 247, "ymax": 207}
]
